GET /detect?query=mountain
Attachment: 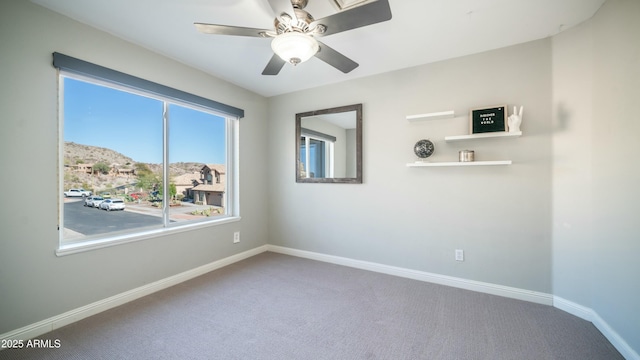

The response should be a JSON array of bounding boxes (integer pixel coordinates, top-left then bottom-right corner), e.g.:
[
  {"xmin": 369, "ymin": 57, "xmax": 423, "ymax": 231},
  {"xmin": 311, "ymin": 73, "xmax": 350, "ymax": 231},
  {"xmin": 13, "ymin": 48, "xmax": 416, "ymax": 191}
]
[
  {"xmin": 64, "ymin": 142, "xmax": 203, "ymax": 173},
  {"xmin": 64, "ymin": 142, "xmax": 135, "ymax": 167},
  {"xmin": 63, "ymin": 142, "xmax": 206, "ymax": 189}
]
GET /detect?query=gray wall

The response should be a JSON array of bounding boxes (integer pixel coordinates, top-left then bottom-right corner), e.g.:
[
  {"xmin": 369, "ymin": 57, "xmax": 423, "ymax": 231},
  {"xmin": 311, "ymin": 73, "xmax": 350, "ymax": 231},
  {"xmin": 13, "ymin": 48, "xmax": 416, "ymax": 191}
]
[
  {"xmin": 268, "ymin": 39, "xmax": 553, "ymax": 293},
  {"xmin": 552, "ymin": 0, "xmax": 640, "ymax": 352},
  {"xmin": 1, "ymin": 0, "xmax": 638, "ymax": 355},
  {"xmin": 0, "ymin": 0, "xmax": 268, "ymax": 334},
  {"xmin": 590, "ymin": 1, "xmax": 640, "ymax": 352},
  {"xmin": 268, "ymin": 0, "xmax": 639, "ymax": 354}
]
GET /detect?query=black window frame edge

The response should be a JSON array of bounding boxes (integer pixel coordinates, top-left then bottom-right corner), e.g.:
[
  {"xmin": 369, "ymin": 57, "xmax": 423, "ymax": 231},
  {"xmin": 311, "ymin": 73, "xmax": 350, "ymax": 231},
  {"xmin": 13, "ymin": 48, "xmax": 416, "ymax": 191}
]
[
  {"xmin": 301, "ymin": 128, "xmax": 338, "ymax": 143},
  {"xmin": 52, "ymin": 52, "xmax": 244, "ymax": 118}
]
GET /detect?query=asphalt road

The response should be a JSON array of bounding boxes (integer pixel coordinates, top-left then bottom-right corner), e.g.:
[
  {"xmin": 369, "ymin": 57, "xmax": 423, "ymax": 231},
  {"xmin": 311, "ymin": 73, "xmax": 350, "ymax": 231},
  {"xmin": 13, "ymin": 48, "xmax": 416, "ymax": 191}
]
[{"xmin": 64, "ymin": 199, "xmax": 162, "ymax": 236}]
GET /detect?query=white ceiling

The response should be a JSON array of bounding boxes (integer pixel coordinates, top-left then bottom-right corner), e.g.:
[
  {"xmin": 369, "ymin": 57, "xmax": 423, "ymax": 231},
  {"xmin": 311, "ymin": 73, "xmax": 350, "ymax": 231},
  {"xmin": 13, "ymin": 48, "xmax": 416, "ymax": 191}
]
[{"xmin": 32, "ymin": 0, "xmax": 605, "ymax": 97}]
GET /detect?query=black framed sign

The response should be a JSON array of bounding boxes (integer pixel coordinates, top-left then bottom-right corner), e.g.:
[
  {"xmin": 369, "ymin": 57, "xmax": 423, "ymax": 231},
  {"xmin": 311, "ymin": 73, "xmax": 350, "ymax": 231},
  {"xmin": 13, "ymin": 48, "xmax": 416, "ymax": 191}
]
[{"xmin": 470, "ymin": 105, "xmax": 507, "ymax": 134}]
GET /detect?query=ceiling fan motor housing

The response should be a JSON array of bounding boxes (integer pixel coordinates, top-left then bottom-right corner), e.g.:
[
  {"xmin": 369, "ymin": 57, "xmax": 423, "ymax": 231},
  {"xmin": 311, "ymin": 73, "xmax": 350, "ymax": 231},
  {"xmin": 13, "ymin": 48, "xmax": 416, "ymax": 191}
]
[
  {"xmin": 274, "ymin": 9, "xmax": 316, "ymax": 34},
  {"xmin": 291, "ymin": 0, "xmax": 309, "ymax": 9}
]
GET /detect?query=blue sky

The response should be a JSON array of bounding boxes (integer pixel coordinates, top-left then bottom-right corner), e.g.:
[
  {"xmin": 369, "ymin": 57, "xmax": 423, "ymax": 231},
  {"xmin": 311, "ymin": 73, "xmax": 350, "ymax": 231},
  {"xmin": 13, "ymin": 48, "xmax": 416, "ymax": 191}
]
[{"xmin": 64, "ymin": 77, "xmax": 226, "ymax": 164}]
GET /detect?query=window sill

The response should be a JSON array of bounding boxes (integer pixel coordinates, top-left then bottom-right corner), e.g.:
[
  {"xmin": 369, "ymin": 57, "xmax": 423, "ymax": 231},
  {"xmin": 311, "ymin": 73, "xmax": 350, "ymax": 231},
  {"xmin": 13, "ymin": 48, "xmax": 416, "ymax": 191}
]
[{"xmin": 56, "ymin": 216, "xmax": 241, "ymax": 257}]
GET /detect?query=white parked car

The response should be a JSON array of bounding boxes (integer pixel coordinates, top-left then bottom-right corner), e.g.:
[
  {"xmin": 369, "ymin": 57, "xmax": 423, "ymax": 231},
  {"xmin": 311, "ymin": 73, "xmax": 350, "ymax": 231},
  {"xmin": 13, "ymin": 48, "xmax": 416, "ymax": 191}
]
[
  {"xmin": 99, "ymin": 198, "xmax": 126, "ymax": 211},
  {"xmin": 64, "ymin": 188, "xmax": 92, "ymax": 197},
  {"xmin": 84, "ymin": 196, "xmax": 104, "ymax": 208}
]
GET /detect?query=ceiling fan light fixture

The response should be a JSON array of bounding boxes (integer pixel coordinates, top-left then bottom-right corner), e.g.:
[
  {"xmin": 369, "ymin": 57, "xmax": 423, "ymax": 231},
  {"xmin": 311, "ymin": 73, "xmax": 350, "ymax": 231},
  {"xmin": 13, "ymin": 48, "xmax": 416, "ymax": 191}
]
[{"xmin": 271, "ymin": 32, "xmax": 319, "ymax": 65}]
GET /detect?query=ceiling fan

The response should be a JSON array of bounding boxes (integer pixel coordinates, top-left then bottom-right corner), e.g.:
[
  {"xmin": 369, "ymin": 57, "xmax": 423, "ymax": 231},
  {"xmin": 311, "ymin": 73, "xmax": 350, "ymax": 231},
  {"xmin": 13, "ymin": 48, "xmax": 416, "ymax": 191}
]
[{"xmin": 194, "ymin": 0, "xmax": 392, "ymax": 75}]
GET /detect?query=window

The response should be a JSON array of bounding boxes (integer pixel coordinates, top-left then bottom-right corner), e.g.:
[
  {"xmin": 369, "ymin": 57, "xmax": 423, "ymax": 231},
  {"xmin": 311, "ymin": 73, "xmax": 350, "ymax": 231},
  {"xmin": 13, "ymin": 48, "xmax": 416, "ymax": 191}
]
[
  {"xmin": 54, "ymin": 53, "xmax": 243, "ymax": 251},
  {"xmin": 300, "ymin": 129, "xmax": 336, "ymax": 178}
]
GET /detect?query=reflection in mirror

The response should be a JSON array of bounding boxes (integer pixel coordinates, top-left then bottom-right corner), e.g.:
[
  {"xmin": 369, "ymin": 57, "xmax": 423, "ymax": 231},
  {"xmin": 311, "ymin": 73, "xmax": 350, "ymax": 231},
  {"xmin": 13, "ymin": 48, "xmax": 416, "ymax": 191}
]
[{"xmin": 296, "ymin": 104, "xmax": 362, "ymax": 183}]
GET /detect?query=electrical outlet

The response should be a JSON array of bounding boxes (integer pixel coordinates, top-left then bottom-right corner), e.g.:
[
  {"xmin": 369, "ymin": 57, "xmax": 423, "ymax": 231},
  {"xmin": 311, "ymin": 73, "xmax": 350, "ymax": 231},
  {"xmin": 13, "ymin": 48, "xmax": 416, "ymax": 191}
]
[
  {"xmin": 455, "ymin": 249, "xmax": 464, "ymax": 261},
  {"xmin": 233, "ymin": 232, "xmax": 240, "ymax": 243}
]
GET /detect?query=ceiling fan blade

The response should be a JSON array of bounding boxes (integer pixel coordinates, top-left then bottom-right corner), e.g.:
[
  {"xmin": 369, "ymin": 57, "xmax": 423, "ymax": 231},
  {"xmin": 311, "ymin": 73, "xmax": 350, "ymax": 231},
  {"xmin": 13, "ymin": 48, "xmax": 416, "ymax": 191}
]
[
  {"xmin": 194, "ymin": 23, "xmax": 271, "ymax": 37},
  {"xmin": 267, "ymin": 0, "xmax": 298, "ymax": 22},
  {"xmin": 262, "ymin": 54, "xmax": 287, "ymax": 75},
  {"xmin": 312, "ymin": 0, "xmax": 392, "ymax": 37},
  {"xmin": 314, "ymin": 40, "xmax": 359, "ymax": 73}
]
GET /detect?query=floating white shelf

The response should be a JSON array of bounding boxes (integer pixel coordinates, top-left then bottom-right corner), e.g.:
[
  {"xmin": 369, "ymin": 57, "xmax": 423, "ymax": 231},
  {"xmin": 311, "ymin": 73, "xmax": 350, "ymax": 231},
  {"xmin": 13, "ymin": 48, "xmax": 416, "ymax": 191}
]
[
  {"xmin": 406, "ymin": 110, "xmax": 455, "ymax": 122},
  {"xmin": 407, "ymin": 160, "xmax": 512, "ymax": 167},
  {"xmin": 445, "ymin": 131, "xmax": 522, "ymax": 142}
]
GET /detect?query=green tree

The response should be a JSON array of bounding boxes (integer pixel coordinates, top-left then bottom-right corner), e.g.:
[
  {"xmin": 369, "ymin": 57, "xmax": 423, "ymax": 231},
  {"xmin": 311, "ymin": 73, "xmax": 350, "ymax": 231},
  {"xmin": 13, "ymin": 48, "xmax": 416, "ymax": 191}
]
[
  {"xmin": 93, "ymin": 162, "xmax": 110, "ymax": 175},
  {"xmin": 135, "ymin": 163, "xmax": 159, "ymax": 193},
  {"xmin": 135, "ymin": 163, "xmax": 152, "ymax": 176},
  {"xmin": 136, "ymin": 173, "xmax": 160, "ymax": 192},
  {"xmin": 157, "ymin": 182, "xmax": 177, "ymax": 200},
  {"xmin": 169, "ymin": 183, "xmax": 177, "ymax": 199},
  {"xmin": 81, "ymin": 182, "xmax": 93, "ymax": 193}
]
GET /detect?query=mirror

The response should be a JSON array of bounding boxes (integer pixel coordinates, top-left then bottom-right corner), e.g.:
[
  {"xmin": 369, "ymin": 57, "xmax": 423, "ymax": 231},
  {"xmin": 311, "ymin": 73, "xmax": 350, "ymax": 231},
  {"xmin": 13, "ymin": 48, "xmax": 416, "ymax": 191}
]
[{"xmin": 296, "ymin": 103, "xmax": 362, "ymax": 183}]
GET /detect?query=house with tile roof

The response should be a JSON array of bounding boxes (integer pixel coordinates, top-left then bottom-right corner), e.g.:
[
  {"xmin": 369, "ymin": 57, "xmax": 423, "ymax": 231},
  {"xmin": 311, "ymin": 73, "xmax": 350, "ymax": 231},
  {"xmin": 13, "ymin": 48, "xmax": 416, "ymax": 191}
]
[{"xmin": 188, "ymin": 164, "xmax": 225, "ymax": 207}]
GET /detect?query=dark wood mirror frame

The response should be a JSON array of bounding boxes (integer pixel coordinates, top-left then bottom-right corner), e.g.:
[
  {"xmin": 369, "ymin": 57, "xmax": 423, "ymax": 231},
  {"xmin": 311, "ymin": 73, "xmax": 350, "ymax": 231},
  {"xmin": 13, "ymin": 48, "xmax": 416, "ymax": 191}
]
[{"xmin": 296, "ymin": 103, "xmax": 362, "ymax": 184}]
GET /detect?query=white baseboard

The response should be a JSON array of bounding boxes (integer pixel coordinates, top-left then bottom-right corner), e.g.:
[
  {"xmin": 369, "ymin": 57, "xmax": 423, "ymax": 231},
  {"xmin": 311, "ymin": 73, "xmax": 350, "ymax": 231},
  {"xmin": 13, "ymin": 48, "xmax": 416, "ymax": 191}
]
[
  {"xmin": 554, "ymin": 296, "xmax": 639, "ymax": 360},
  {"xmin": 266, "ymin": 245, "xmax": 553, "ymax": 305},
  {"xmin": 3, "ymin": 244, "xmax": 636, "ymax": 360},
  {"xmin": 0, "ymin": 245, "xmax": 269, "ymax": 344},
  {"xmin": 552, "ymin": 295, "xmax": 595, "ymax": 321},
  {"xmin": 268, "ymin": 245, "xmax": 638, "ymax": 360},
  {"xmin": 269, "ymin": 245, "xmax": 639, "ymax": 359}
]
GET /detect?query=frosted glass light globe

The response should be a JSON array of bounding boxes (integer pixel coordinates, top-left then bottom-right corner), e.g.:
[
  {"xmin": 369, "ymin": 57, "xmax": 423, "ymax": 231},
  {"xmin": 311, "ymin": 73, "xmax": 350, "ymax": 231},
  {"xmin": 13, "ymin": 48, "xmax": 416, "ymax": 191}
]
[{"xmin": 271, "ymin": 32, "xmax": 319, "ymax": 65}]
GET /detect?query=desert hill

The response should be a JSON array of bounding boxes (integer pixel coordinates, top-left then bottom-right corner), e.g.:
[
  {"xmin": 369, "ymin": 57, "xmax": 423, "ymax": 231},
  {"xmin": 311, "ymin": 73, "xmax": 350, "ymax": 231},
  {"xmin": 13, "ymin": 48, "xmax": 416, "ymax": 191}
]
[
  {"xmin": 64, "ymin": 142, "xmax": 206, "ymax": 192},
  {"xmin": 64, "ymin": 142, "xmax": 135, "ymax": 168}
]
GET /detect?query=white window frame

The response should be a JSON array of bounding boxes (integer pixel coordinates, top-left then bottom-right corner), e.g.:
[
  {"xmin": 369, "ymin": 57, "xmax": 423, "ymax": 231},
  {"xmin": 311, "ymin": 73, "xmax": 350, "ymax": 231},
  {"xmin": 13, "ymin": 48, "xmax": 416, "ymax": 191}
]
[
  {"xmin": 301, "ymin": 135, "xmax": 335, "ymax": 178},
  {"xmin": 54, "ymin": 56, "xmax": 242, "ymax": 256}
]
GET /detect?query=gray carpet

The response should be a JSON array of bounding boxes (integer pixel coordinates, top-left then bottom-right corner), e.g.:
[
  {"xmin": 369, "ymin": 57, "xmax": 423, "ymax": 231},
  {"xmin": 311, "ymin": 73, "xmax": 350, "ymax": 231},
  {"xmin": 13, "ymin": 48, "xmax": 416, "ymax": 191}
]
[{"xmin": 1, "ymin": 252, "xmax": 623, "ymax": 360}]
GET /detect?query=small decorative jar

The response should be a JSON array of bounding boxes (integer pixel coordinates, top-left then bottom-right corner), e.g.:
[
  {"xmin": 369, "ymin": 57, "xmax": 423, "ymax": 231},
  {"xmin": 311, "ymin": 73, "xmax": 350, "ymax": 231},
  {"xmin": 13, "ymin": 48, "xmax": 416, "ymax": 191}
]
[{"xmin": 459, "ymin": 150, "xmax": 474, "ymax": 162}]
